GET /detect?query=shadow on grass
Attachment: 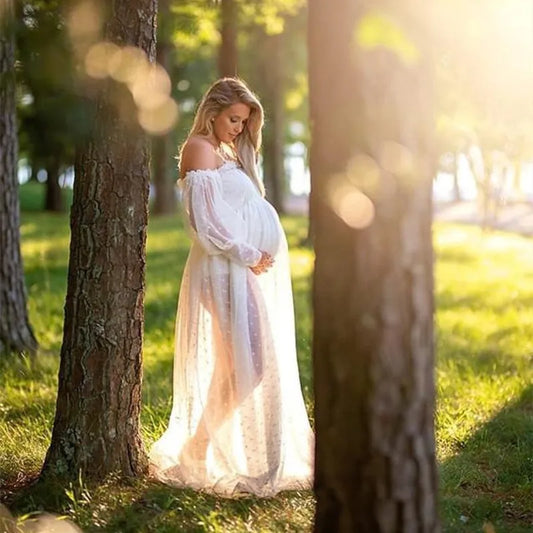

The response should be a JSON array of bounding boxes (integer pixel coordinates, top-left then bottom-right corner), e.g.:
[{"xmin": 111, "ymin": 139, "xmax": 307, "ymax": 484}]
[
  {"xmin": 440, "ymin": 385, "xmax": 533, "ymax": 533},
  {"xmin": 4, "ymin": 471, "xmax": 314, "ymax": 533}
]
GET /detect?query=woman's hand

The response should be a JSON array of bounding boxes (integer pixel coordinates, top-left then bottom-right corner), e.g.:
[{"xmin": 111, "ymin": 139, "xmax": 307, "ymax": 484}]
[{"xmin": 250, "ymin": 251, "xmax": 274, "ymax": 275}]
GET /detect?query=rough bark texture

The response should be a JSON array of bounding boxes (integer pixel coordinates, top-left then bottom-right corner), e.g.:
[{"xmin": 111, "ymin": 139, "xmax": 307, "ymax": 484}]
[
  {"xmin": 262, "ymin": 32, "xmax": 285, "ymax": 213},
  {"xmin": 219, "ymin": 0, "xmax": 238, "ymax": 77},
  {"xmin": 0, "ymin": 0, "xmax": 38, "ymax": 355},
  {"xmin": 309, "ymin": 1, "xmax": 439, "ymax": 531},
  {"xmin": 41, "ymin": 0, "xmax": 157, "ymax": 480}
]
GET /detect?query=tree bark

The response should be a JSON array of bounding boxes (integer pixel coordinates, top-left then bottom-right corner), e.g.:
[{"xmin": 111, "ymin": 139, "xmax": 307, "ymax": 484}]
[
  {"xmin": 219, "ymin": 0, "xmax": 238, "ymax": 77},
  {"xmin": 41, "ymin": 0, "xmax": 157, "ymax": 481},
  {"xmin": 0, "ymin": 0, "xmax": 38, "ymax": 355},
  {"xmin": 262, "ymin": 31, "xmax": 285, "ymax": 212},
  {"xmin": 45, "ymin": 157, "xmax": 63, "ymax": 212},
  {"xmin": 309, "ymin": 1, "xmax": 439, "ymax": 531}
]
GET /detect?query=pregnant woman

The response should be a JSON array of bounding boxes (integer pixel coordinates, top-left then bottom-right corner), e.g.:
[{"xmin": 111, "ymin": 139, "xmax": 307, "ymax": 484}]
[{"xmin": 149, "ymin": 77, "xmax": 314, "ymax": 497}]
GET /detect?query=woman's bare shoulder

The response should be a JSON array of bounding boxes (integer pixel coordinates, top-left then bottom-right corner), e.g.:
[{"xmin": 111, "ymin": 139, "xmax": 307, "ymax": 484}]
[{"xmin": 180, "ymin": 136, "xmax": 219, "ymax": 177}]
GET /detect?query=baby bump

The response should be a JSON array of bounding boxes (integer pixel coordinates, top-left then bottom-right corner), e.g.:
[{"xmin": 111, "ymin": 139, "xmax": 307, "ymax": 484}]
[{"xmin": 243, "ymin": 200, "xmax": 283, "ymax": 257}]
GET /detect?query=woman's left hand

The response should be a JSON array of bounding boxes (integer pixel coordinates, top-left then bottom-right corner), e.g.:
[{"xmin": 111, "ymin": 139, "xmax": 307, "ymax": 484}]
[{"xmin": 250, "ymin": 251, "xmax": 274, "ymax": 275}]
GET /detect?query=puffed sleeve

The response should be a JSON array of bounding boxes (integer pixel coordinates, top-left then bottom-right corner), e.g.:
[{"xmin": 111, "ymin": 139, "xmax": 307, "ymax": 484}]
[{"xmin": 180, "ymin": 168, "xmax": 262, "ymax": 267}]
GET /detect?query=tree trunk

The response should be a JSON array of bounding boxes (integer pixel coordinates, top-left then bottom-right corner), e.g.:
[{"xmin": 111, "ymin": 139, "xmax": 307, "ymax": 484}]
[
  {"xmin": 45, "ymin": 157, "xmax": 63, "ymax": 212},
  {"xmin": 152, "ymin": 132, "xmax": 176, "ymax": 215},
  {"xmin": 452, "ymin": 151, "xmax": 461, "ymax": 202},
  {"xmin": 152, "ymin": 1, "xmax": 177, "ymax": 216},
  {"xmin": 0, "ymin": 0, "xmax": 38, "ymax": 355},
  {"xmin": 262, "ymin": 31, "xmax": 285, "ymax": 212},
  {"xmin": 309, "ymin": 2, "xmax": 439, "ymax": 531},
  {"xmin": 41, "ymin": 0, "xmax": 157, "ymax": 481},
  {"xmin": 219, "ymin": 0, "xmax": 238, "ymax": 77}
]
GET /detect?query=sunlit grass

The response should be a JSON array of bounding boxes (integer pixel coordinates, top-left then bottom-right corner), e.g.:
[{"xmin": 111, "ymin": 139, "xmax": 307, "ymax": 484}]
[
  {"xmin": 435, "ymin": 224, "xmax": 533, "ymax": 456},
  {"xmin": 1, "ymin": 186, "xmax": 532, "ymax": 531},
  {"xmin": 434, "ymin": 223, "xmax": 533, "ymax": 533}
]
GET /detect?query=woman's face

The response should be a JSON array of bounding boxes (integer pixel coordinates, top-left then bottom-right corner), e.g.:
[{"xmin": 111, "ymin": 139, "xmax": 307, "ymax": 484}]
[{"xmin": 212, "ymin": 102, "xmax": 251, "ymax": 144}]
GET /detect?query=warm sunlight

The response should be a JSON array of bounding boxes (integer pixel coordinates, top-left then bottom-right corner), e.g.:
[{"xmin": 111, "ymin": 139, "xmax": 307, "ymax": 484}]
[{"xmin": 4, "ymin": 0, "xmax": 533, "ymax": 530}]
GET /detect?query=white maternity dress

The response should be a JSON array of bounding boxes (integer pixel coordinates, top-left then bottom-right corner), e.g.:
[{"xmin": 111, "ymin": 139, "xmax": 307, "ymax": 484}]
[{"xmin": 149, "ymin": 160, "xmax": 314, "ymax": 497}]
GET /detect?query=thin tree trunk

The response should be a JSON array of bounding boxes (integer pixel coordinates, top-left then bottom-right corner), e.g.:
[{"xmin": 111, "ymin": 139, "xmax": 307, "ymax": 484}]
[
  {"xmin": 41, "ymin": 0, "xmax": 157, "ymax": 481},
  {"xmin": 0, "ymin": 0, "xmax": 38, "ymax": 355},
  {"xmin": 262, "ymin": 32, "xmax": 285, "ymax": 212},
  {"xmin": 152, "ymin": 4, "xmax": 177, "ymax": 216},
  {"xmin": 219, "ymin": 0, "xmax": 238, "ymax": 77},
  {"xmin": 152, "ymin": 132, "xmax": 176, "ymax": 214},
  {"xmin": 309, "ymin": 1, "xmax": 439, "ymax": 531},
  {"xmin": 452, "ymin": 151, "xmax": 461, "ymax": 202},
  {"xmin": 45, "ymin": 157, "xmax": 63, "ymax": 212}
]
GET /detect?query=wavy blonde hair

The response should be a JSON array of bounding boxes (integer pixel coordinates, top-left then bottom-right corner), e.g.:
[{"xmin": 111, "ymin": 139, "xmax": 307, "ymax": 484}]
[{"xmin": 179, "ymin": 77, "xmax": 265, "ymax": 196}]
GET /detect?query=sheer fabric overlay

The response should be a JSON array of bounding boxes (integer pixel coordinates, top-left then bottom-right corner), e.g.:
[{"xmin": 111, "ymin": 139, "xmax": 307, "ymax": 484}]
[{"xmin": 149, "ymin": 161, "xmax": 314, "ymax": 497}]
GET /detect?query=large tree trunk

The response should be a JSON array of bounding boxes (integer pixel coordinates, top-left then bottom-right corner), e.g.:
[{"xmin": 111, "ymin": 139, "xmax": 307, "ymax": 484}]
[
  {"xmin": 219, "ymin": 0, "xmax": 238, "ymax": 77},
  {"xmin": 45, "ymin": 157, "xmax": 63, "ymax": 212},
  {"xmin": 261, "ymin": 31, "xmax": 285, "ymax": 212},
  {"xmin": 41, "ymin": 0, "xmax": 157, "ymax": 481},
  {"xmin": 309, "ymin": 2, "xmax": 439, "ymax": 531},
  {"xmin": 0, "ymin": 0, "xmax": 38, "ymax": 355},
  {"xmin": 151, "ymin": 0, "xmax": 177, "ymax": 216}
]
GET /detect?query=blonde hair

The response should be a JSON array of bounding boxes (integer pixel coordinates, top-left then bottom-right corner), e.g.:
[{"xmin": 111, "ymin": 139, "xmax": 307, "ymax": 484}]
[{"xmin": 179, "ymin": 77, "xmax": 265, "ymax": 196}]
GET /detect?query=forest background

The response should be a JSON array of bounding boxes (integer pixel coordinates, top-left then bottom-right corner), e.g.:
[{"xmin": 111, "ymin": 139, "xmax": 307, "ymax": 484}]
[{"xmin": 1, "ymin": 0, "xmax": 532, "ymax": 532}]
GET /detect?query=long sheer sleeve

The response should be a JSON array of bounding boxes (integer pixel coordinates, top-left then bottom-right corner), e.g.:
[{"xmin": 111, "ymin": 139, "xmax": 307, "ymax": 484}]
[{"xmin": 180, "ymin": 168, "xmax": 262, "ymax": 267}]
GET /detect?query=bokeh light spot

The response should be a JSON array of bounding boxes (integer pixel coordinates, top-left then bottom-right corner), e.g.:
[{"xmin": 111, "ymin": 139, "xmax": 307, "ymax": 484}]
[
  {"xmin": 83, "ymin": 41, "xmax": 178, "ymax": 135},
  {"xmin": 380, "ymin": 141, "xmax": 414, "ymax": 177},
  {"xmin": 346, "ymin": 153, "xmax": 381, "ymax": 195},
  {"xmin": 336, "ymin": 189, "xmax": 375, "ymax": 229},
  {"xmin": 327, "ymin": 176, "xmax": 375, "ymax": 229},
  {"xmin": 107, "ymin": 46, "xmax": 148, "ymax": 84},
  {"xmin": 67, "ymin": 0, "xmax": 101, "ymax": 42},
  {"xmin": 84, "ymin": 41, "xmax": 120, "ymax": 79},
  {"xmin": 138, "ymin": 98, "xmax": 179, "ymax": 135},
  {"xmin": 130, "ymin": 64, "xmax": 172, "ymax": 111}
]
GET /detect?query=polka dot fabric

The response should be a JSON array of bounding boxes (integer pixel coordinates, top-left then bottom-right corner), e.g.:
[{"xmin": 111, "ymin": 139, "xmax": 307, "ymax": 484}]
[{"xmin": 149, "ymin": 161, "xmax": 314, "ymax": 497}]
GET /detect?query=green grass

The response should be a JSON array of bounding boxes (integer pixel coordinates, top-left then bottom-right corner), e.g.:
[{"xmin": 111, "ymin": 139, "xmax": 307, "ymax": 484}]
[
  {"xmin": 434, "ymin": 226, "xmax": 533, "ymax": 533},
  {"xmin": 0, "ymin": 184, "xmax": 532, "ymax": 531}
]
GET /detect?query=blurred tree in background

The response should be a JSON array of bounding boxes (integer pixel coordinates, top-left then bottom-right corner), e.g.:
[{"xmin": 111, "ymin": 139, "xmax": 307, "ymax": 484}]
[
  {"xmin": 11, "ymin": 0, "xmax": 533, "ymax": 218},
  {"xmin": 151, "ymin": 0, "xmax": 178, "ymax": 215},
  {"xmin": 241, "ymin": 0, "xmax": 306, "ymax": 211},
  {"xmin": 160, "ymin": 0, "xmax": 309, "ymax": 212},
  {"xmin": 0, "ymin": 0, "xmax": 38, "ymax": 355},
  {"xmin": 433, "ymin": 0, "xmax": 533, "ymax": 221},
  {"xmin": 15, "ymin": 0, "xmax": 89, "ymax": 212},
  {"xmin": 219, "ymin": 0, "xmax": 237, "ymax": 76}
]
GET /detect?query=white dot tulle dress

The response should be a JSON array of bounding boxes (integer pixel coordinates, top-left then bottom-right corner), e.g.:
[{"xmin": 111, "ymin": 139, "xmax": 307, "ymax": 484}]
[{"xmin": 149, "ymin": 160, "xmax": 314, "ymax": 497}]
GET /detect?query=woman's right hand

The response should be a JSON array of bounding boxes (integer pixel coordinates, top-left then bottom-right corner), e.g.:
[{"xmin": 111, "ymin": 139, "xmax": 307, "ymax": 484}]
[{"xmin": 250, "ymin": 251, "xmax": 274, "ymax": 275}]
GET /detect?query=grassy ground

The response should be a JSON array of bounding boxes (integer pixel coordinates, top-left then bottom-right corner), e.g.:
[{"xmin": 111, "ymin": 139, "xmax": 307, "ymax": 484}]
[{"xmin": 1, "ymin": 182, "xmax": 532, "ymax": 531}]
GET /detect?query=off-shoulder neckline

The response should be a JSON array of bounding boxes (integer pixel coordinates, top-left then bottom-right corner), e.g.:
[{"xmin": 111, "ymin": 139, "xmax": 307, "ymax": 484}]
[{"xmin": 181, "ymin": 159, "xmax": 238, "ymax": 180}]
